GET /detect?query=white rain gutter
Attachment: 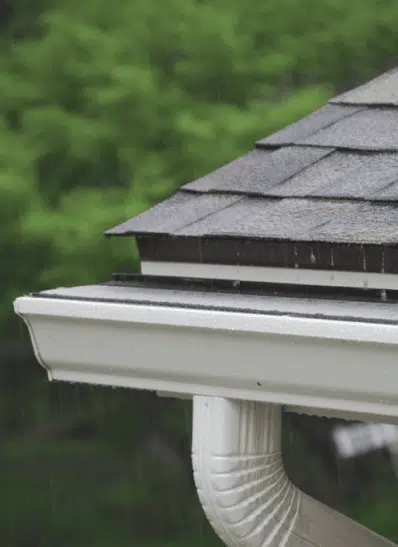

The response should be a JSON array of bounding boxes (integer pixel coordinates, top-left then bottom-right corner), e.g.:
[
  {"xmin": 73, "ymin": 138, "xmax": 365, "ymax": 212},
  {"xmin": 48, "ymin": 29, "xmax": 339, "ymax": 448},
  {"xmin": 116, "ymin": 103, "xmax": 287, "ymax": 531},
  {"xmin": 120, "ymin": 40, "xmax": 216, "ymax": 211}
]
[
  {"xmin": 13, "ymin": 285, "xmax": 398, "ymax": 424},
  {"xmin": 13, "ymin": 284, "xmax": 398, "ymax": 547}
]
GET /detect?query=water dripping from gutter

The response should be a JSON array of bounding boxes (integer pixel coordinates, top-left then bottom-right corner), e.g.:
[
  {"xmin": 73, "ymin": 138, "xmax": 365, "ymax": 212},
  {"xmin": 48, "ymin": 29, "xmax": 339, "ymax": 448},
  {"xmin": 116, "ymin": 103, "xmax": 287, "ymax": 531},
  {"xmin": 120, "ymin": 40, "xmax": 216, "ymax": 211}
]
[
  {"xmin": 293, "ymin": 245, "xmax": 299, "ymax": 269},
  {"xmin": 330, "ymin": 247, "xmax": 335, "ymax": 268},
  {"xmin": 381, "ymin": 248, "xmax": 387, "ymax": 302},
  {"xmin": 360, "ymin": 245, "xmax": 367, "ymax": 272},
  {"xmin": 198, "ymin": 240, "xmax": 204, "ymax": 264}
]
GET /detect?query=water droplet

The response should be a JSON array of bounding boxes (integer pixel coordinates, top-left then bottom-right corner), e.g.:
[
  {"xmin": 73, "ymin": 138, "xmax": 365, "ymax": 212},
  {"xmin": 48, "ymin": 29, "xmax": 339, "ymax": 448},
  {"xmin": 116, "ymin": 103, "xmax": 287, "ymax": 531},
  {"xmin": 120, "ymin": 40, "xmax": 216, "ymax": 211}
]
[
  {"xmin": 360, "ymin": 245, "xmax": 367, "ymax": 272},
  {"xmin": 381, "ymin": 289, "xmax": 387, "ymax": 302},
  {"xmin": 293, "ymin": 245, "xmax": 299, "ymax": 269},
  {"xmin": 330, "ymin": 247, "xmax": 335, "ymax": 268}
]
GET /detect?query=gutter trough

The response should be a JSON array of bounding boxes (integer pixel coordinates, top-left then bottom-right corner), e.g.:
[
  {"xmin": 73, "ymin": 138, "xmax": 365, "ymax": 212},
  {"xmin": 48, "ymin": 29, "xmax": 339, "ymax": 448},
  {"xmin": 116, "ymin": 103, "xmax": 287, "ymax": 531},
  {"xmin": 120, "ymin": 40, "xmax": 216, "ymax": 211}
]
[
  {"xmin": 13, "ymin": 282, "xmax": 398, "ymax": 424},
  {"xmin": 14, "ymin": 280, "xmax": 398, "ymax": 547}
]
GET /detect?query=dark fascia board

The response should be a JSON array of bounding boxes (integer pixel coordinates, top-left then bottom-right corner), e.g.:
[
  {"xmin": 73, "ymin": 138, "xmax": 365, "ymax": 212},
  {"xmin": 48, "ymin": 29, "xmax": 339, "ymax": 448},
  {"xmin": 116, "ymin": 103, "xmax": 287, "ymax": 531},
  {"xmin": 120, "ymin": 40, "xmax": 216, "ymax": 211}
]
[{"xmin": 136, "ymin": 235, "xmax": 398, "ymax": 275}]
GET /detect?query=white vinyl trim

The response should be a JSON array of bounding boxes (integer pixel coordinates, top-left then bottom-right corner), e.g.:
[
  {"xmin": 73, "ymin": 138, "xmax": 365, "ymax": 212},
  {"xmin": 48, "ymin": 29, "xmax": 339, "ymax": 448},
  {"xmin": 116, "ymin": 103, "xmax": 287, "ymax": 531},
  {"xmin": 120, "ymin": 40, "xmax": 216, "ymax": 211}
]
[
  {"xmin": 141, "ymin": 261, "xmax": 398, "ymax": 291},
  {"xmin": 13, "ymin": 296, "xmax": 398, "ymax": 344},
  {"xmin": 13, "ymin": 293, "xmax": 398, "ymax": 422}
]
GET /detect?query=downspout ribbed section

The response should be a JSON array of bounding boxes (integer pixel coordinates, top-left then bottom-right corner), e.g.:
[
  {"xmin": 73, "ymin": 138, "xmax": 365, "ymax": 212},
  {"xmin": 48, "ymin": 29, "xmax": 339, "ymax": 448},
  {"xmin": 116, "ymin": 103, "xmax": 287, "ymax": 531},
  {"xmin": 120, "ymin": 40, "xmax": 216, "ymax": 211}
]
[{"xmin": 192, "ymin": 396, "xmax": 396, "ymax": 547}]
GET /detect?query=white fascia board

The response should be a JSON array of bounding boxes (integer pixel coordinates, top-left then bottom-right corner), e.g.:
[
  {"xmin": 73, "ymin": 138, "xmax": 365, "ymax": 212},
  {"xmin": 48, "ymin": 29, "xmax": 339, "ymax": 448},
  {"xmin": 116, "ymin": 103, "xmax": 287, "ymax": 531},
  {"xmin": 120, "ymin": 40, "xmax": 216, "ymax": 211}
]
[
  {"xmin": 141, "ymin": 261, "xmax": 398, "ymax": 291},
  {"xmin": 13, "ymin": 289, "xmax": 398, "ymax": 423}
]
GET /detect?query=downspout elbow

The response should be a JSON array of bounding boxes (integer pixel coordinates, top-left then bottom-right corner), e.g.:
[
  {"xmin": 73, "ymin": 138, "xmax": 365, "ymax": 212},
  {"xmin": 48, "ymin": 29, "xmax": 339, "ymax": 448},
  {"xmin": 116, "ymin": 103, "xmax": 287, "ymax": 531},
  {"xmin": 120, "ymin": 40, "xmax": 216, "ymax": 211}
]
[{"xmin": 192, "ymin": 397, "xmax": 396, "ymax": 547}]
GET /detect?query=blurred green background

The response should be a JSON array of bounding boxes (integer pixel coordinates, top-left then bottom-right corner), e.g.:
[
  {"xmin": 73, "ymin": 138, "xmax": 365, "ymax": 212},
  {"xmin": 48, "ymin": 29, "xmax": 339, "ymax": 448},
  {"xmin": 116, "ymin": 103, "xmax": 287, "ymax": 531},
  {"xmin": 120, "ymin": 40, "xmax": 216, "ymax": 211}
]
[{"xmin": 1, "ymin": 0, "xmax": 398, "ymax": 545}]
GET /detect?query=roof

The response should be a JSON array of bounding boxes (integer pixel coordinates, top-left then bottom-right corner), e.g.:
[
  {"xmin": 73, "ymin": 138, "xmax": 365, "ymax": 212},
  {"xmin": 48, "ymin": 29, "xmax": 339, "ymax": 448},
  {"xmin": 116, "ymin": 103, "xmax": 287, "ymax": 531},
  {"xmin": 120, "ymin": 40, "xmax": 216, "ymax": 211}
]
[{"xmin": 106, "ymin": 67, "xmax": 398, "ymax": 274}]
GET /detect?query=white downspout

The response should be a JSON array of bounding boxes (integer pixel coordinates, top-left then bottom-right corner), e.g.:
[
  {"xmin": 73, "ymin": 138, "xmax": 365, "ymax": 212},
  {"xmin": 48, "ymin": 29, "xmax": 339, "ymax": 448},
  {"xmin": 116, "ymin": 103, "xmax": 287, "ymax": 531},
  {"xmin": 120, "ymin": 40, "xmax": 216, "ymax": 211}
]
[{"xmin": 192, "ymin": 397, "xmax": 396, "ymax": 547}]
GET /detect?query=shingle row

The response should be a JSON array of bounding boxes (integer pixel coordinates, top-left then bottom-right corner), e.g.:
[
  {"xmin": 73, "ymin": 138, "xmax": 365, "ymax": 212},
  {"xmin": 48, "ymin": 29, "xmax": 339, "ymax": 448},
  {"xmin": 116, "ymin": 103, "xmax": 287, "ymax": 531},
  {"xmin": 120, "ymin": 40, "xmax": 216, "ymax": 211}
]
[
  {"xmin": 106, "ymin": 191, "xmax": 398, "ymax": 244},
  {"xmin": 106, "ymin": 67, "xmax": 398, "ymax": 248}
]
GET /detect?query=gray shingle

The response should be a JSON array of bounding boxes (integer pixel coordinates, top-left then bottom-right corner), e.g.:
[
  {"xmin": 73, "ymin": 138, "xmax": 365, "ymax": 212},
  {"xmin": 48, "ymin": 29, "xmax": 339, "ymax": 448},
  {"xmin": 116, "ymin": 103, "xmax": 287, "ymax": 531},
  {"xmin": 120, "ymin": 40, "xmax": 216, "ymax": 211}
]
[
  {"xmin": 177, "ymin": 197, "xmax": 360, "ymax": 240},
  {"xmin": 183, "ymin": 150, "xmax": 398, "ymax": 201},
  {"xmin": 105, "ymin": 192, "xmax": 241, "ymax": 236},
  {"xmin": 106, "ymin": 65, "xmax": 398, "ymax": 255},
  {"xmin": 182, "ymin": 146, "xmax": 333, "ymax": 195},
  {"xmin": 311, "ymin": 154, "xmax": 398, "ymax": 198},
  {"xmin": 331, "ymin": 68, "xmax": 398, "ymax": 106},
  {"xmin": 311, "ymin": 203, "xmax": 398, "ymax": 244},
  {"xmin": 182, "ymin": 150, "xmax": 274, "ymax": 192},
  {"xmin": 372, "ymin": 180, "xmax": 398, "ymax": 200},
  {"xmin": 262, "ymin": 151, "xmax": 365, "ymax": 197},
  {"xmin": 256, "ymin": 104, "xmax": 361, "ymax": 147},
  {"xmin": 300, "ymin": 108, "xmax": 398, "ymax": 151},
  {"xmin": 271, "ymin": 151, "xmax": 398, "ymax": 199}
]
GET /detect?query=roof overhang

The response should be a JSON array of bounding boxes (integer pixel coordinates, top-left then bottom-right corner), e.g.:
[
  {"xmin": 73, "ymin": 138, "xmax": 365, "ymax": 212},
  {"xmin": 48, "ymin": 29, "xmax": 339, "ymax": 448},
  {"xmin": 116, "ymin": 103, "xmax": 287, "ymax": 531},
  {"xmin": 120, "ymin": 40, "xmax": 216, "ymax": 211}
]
[{"xmin": 13, "ymin": 281, "xmax": 398, "ymax": 424}]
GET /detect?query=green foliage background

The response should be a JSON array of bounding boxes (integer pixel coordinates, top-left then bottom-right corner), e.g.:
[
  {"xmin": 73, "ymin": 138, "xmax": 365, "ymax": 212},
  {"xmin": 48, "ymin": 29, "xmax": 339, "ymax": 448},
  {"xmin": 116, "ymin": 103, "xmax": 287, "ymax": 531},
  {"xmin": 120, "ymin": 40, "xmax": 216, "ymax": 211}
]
[{"xmin": 1, "ymin": 0, "xmax": 398, "ymax": 545}]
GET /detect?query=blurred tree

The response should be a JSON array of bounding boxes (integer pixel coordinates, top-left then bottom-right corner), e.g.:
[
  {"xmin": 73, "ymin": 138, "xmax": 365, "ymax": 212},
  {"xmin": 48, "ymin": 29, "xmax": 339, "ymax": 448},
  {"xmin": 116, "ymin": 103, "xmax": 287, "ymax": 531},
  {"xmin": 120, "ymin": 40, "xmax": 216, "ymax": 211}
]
[
  {"xmin": 0, "ymin": 0, "xmax": 331, "ymax": 332},
  {"xmin": 2, "ymin": 0, "xmax": 398, "ymax": 332},
  {"xmin": 2, "ymin": 0, "xmax": 398, "ymax": 545}
]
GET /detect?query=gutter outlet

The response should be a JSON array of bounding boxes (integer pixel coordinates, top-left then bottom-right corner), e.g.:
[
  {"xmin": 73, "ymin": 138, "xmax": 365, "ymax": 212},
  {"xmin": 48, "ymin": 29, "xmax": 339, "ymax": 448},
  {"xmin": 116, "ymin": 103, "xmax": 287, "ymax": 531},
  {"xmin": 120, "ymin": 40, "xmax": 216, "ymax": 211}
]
[{"xmin": 192, "ymin": 396, "xmax": 396, "ymax": 547}]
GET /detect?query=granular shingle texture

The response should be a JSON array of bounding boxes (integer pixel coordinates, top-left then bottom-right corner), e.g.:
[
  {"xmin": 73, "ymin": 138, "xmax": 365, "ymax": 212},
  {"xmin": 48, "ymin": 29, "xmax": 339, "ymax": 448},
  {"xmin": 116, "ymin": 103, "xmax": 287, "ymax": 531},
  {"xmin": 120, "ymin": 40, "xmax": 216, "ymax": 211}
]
[
  {"xmin": 300, "ymin": 108, "xmax": 398, "ymax": 151},
  {"xmin": 105, "ymin": 193, "xmax": 241, "ymax": 236},
  {"xmin": 331, "ymin": 67, "xmax": 398, "ymax": 106},
  {"xmin": 256, "ymin": 104, "xmax": 361, "ymax": 147},
  {"xmin": 106, "ymin": 67, "xmax": 398, "ymax": 272}
]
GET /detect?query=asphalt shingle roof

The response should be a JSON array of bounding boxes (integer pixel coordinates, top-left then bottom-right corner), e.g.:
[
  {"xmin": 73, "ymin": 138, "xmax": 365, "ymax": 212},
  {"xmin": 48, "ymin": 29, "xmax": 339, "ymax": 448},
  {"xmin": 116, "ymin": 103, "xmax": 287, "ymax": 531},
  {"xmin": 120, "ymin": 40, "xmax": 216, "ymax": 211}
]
[
  {"xmin": 331, "ymin": 67, "xmax": 398, "ymax": 106},
  {"xmin": 106, "ymin": 67, "xmax": 398, "ymax": 272}
]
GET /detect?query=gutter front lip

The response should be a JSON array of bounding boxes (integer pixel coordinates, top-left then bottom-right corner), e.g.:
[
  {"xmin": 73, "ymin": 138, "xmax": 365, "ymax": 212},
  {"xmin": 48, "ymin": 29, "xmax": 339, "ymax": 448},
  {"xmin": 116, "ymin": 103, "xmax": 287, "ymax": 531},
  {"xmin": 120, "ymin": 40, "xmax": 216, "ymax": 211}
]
[
  {"xmin": 15, "ymin": 289, "xmax": 398, "ymax": 327},
  {"xmin": 13, "ymin": 293, "xmax": 398, "ymax": 346}
]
